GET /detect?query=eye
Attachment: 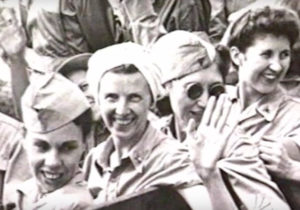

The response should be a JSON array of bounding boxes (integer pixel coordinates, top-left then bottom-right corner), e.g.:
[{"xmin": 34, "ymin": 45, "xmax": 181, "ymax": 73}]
[
  {"xmin": 208, "ymin": 82, "xmax": 225, "ymax": 97},
  {"xmin": 33, "ymin": 140, "xmax": 50, "ymax": 152},
  {"xmin": 105, "ymin": 93, "xmax": 118, "ymax": 102},
  {"xmin": 129, "ymin": 94, "xmax": 142, "ymax": 102},
  {"xmin": 78, "ymin": 82, "xmax": 89, "ymax": 92},
  {"xmin": 60, "ymin": 141, "xmax": 79, "ymax": 153},
  {"xmin": 186, "ymin": 83, "xmax": 203, "ymax": 100},
  {"xmin": 260, "ymin": 50, "xmax": 273, "ymax": 59},
  {"xmin": 280, "ymin": 50, "xmax": 290, "ymax": 60}
]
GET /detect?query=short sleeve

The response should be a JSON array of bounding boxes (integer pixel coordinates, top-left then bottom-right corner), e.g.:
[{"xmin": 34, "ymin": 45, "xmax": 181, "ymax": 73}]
[
  {"xmin": 0, "ymin": 117, "xmax": 23, "ymax": 171},
  {"xmin": 148, "ymin": 140, "xmax": 202, "ymax": 190}
]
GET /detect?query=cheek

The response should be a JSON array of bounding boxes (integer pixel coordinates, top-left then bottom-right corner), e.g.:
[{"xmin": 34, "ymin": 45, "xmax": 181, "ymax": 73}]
[
  {"xmin": 28, "ymin": 152, "xmax": 44, "ymax": 172},
  {"xmin": 99, "ymin": 102, "xmax": 114, "ymax": 119},
  {"xmin": 170, "ymin": 93, "xmax": 192, "ymax": 116}
]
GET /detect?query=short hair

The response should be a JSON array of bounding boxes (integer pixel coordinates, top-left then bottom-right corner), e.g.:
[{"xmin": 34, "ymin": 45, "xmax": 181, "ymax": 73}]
[
  {"xmin": 228, "ymin": 6, "xmax": 300, "ymax": 52},
  {"xmin": 73, "ymin": 109, "xmax": 93, "ymax": 143},
  {"xmin": 214, "ymin": 44, "xmax": 230, "ymax": 81}
]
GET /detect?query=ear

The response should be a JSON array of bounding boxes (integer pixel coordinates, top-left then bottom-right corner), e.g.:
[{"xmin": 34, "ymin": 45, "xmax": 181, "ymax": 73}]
[{"xmin": 230, "ymin": 46, "xmax": 244, "ymax": 67}]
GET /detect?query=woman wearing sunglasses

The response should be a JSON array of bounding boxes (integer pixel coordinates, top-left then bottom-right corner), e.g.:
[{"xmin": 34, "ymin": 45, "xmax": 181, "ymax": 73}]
[
  {"xmin": 222, "ymin": 5, "xmax": 300, "ymax": 209},
  {"xmin": 151, "ymin": 30, "xmax": 289, "ymax": 209}
]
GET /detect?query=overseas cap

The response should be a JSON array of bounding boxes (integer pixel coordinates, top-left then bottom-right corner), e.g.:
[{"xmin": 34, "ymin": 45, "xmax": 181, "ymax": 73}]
[
  {"xmin": 22, "ymin": 72, "xmax": 90, "ymax": 133},
  {"xmin": 150, "ymin": 30, "xmax": 217, "ymax": 85}
]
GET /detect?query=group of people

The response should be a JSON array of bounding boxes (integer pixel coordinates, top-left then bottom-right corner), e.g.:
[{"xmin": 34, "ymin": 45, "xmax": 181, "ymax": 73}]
[{"xmin": 0, "ymin": 0, "xmax": 300, "ymax": 209}]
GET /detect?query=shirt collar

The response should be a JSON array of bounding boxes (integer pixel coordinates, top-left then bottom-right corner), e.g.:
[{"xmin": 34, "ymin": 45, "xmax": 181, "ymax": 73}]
[
  {"xmin": 16, "ymin": 171, "xmax": 85, "ymax": 198},
  {"xmin": 96, "ymin": 123, "xmax": 163, "ymax": 174},
  {"xmin": 226, "ymin": 85, "xmax": 286, "ymax": 122}
]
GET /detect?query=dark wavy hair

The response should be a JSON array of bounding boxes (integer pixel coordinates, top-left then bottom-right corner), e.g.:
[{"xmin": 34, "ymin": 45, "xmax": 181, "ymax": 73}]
[{"xmin": 228, "ymin": 6, "xmax": 300, "ymax": 52}]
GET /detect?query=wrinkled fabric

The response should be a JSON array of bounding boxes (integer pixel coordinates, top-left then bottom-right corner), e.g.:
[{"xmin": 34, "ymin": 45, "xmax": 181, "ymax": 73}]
[
  {"xmin": 157, "ymin": 113, "xmax": 290, "ymax": 210},
  {"xmin": 83, "ymin": 123, "xmax": 201, "ymax": 203},
  {"xmin": 109, "ymin": 0, "xmax": 211, "ymax": 47},
  {"xmin": 15, "ymin": 171, "xmax": 93, "ymax": 210},
  {"xmin": 150, "ymin": 30, "xmax": 216, "ymax": 85},
  {"xmin": 19, "ymin": 0, "xmax": 117, "ymax": 64},
  {"xmin": 0, "ymin": 113, "xmax": 31, "ymax": 205},
  {"xmin": 209, "ymin": 0, "xmax": 257, "ymax": 43},
  {"xmin": 226, "ymin": 85, "xmax": 300, "ymax": 210},
  {"xmin": 87, "ymin": 42, "xmax": 164, "ymax": 104},
  {"xmin": 21, "ymin": 72, "xmax": 90, "ymax": 133}
]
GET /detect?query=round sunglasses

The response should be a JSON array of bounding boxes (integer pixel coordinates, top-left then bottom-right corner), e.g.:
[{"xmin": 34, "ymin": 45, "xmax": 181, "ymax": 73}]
[{"xmin": 186, "ymin": 82, "xmax": 225, "ymax": 100}]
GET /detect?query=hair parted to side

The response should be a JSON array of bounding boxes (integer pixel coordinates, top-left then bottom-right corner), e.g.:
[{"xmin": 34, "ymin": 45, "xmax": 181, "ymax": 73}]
[{"xmin": 228, "ymin": 6, "xmax": 300, "ymax": 52}]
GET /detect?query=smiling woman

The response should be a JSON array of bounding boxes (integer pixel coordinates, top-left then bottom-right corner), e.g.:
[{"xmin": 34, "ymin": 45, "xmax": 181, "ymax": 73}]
[
  {"xmin": 222, "ymin": 5, "xmax": 300, "ymax": 209},
  {"xmin": 16, "ymin": 72, "xmax": 93, "ymax": 209}
]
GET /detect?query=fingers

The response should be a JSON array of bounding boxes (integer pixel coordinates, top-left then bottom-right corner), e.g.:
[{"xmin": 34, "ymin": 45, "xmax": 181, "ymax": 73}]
[
  {"xmin": 210, "ymin": 94, "xmax": 226, "ymax": 128},
  {"xmin": 216, "ymin": 96, "xmax": 232, "ymax": 132},
  {"xmin": 199, "ymin": 96, "xmax": 216, "ymax": 127},
  {"xmin": 186, "ymin": 118, "xmax": 196, "ymax": 135}
]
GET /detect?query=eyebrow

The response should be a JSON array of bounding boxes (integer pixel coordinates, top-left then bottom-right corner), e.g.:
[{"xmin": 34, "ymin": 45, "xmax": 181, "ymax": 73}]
[{"xmin": 60, "ymin": 141, "xmax": 79, "ymax": 148}]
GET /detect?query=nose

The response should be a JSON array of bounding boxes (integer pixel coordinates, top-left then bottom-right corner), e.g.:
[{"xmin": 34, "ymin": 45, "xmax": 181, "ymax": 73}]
[
  {"xmin": 115, "ymin": 98, "xmax": 130, "ymax": 115},
  {"xmin": 44, "ymin": 150, "xmax": 62, "ymax": 169},
  {"xmin": 269, "ymin": 57, "xmax": 283, "ymax": 72},
  {"xmin": 196, "ymin": 89, "xmax": 209, "ymax": 107}
]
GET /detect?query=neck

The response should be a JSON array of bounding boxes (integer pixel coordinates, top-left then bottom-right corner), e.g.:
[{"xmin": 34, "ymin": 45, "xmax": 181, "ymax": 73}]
[
  {"xmin": 113, "ymin": 122, "xmax": 148, "ymax": 157},
  {"xmin": 238, "ymin": 82, "xmax": 265, "ymax": 110}
]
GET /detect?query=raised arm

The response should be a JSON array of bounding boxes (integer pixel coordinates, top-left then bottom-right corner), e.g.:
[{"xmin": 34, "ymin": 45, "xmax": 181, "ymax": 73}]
[
  {"xmin": 185, "ymin": 94, "xmax": 238, "ymax": 210},
  {"xmin": 0, "ymin": 7, "xmax": 29, "ymax": 120}
]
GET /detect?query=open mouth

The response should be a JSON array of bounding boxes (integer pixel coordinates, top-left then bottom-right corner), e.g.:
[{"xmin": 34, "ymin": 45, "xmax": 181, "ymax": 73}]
[
  {"xmin": 113, "ymin": 116, "xmax": 135, "ymax": 126},
  {"xmin": 42, "ymin": 170, "xmax": 63, "ymax": 181},
  {"xmin": 263, "ymin": 72, "xmax": 279, "ymax": 81}
]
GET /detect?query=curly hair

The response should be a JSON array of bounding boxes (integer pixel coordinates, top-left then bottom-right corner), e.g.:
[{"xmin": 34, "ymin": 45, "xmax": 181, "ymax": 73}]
[{"xmin": 228, "ymin": 6, "xmax": 300, "ymax": 52}]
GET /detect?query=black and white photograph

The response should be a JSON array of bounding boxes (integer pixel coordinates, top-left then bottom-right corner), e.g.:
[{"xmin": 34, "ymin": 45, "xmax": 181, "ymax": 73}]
[{"xmin": 0, "ymin": 0, "xmax": 299, "ymax": 209}]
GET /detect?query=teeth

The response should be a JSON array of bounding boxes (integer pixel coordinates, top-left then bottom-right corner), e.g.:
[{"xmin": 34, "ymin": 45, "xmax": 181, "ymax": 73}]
[
  {"xmin": 43, "ymin": 171, "xmax": 62, "ymax": 180},
  {"xmin": 115, "ymin": 118, "xmax": 132, "ymax": 125},
  {"xmin": 264, "ymin": 73, "xmax": 277, "ymax": 80}
]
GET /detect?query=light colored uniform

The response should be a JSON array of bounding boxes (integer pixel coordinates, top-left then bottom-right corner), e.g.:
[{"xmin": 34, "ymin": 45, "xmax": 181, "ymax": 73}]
[
  {"xmin": 227, "ymin": 85, "xmax": 300, "ymax": 209},
  {"xmin": 156, "ymin": 113, "xmax": 290, "ymax": 210},
  {"xmin": 15, "ymin": 172, "xmax": 93, "ymax": 210},
  {"xmin": 83, "ymin": 123, "xmax": 201, "ymax": 203},
  {"xmin": 0, "ymin": 113, "xmax": 31, "ymax": 205}
]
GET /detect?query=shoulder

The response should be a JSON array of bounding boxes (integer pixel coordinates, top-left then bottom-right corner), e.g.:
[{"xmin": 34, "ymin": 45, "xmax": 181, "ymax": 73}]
[
  {"xmin": 0, "ymin": 113, "xmax": 23, "ymax": 168},
  {"xmin": 150, "ymin": 129, "xmax": 192, "ymax": 168},
  {"xmin": 53, "ymin": 174, "xmax": 93, "ymax": 209},
  {"xmin": 0, "ymin": 112, "xmax": 22, "ymax": 130}
]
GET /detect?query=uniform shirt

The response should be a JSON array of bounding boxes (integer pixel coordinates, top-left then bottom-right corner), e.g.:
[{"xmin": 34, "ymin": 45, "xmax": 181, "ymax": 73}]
[
  {"xmin": 83, "ymin": 123, "xmax": 201, "ymax": 203},
  {"xmin": 156, "ymin": 113, "xmax": 290, "ymax": 210},
  {"xmin": 15, "ymin": 171, "xmax": 93, "ymax": 210},
  {"xmin": 227, "ymin": 85, "xmax": 300, "ymax": 210},
  {"xmin": 0, "ymin": 113, "xmax": 31, "ymax": 205},
  {"xmin": 19, "ymin": 0, "xmax": 117, "ymax": 71},
  {"xmin": 109, "ymin": 0, "xmax": 211, "ymax": 47}
]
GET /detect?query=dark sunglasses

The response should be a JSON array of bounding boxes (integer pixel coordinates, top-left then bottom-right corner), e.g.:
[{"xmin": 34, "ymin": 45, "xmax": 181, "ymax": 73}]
[{"xmin": 187, "ymin": 82, "xmax": 225, "ymax": 100}]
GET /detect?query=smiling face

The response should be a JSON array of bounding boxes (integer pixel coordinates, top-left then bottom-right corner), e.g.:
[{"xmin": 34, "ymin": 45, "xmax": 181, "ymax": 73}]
[
  {"xmin": 168, "ymin": 64, "xmax": 223, "ymax": 130},
  {"xmin": 65, "ymin": 70, "xmax": 100, "ymax": 121},
  {"xmin": 98, "ymin": 71, "xmax": 152, "ymax": 142},
  {"xmin": 235, "ymin": 34, "xmax": 291, "ymax": 97},
  {"xmin": 24, "ymin": 122, "xmax": 84, "ymax": 193}
]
